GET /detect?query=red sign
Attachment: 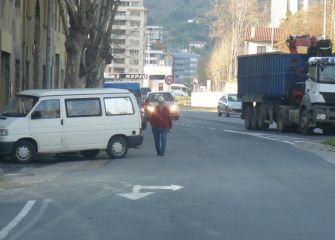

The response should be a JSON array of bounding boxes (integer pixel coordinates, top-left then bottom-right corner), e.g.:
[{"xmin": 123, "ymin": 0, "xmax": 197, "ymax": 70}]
[{"xmin": 165, "ymin": 75, "xmax": 174, "ymax": 85}]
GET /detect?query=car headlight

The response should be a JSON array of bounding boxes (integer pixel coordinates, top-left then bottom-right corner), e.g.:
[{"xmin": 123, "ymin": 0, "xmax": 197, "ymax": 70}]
[
  {"xmin": 0, "ymin": 129, "xmax": 8, "ymax": 136},
  {"xmin": 170, "ymin": 105, "xmax": 178, "ymax": 112},
  {"xmin": 147, "ymin": 106, "xmax": 155, "ymax": 113}
]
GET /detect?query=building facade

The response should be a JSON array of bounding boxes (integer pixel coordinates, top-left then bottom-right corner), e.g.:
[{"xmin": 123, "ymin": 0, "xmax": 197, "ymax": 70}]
[
  {"xmin": 244, "ymin": 26, "xmax": 285, "ymax": 54},
  {"xmin": 172, "ymin": 49, "xmax": 199, "ymax": 88},
  {"xmin": 147, "ymin": 25, "xmax": 164, "ymax": 44},
  {"xmin": 271, "ymin": 0, "xmax": 309, "ymax": 27},
  {"xmin": 105, "ymin": 0, "xmax": 147, "ymax": 78},
  {"xmin": 0, "ymin": 0, "xmax": 66, "ymax": 107}
]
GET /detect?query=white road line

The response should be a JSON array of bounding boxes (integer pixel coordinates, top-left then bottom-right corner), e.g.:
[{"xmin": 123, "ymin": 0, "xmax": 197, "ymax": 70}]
[
  {"xmin": 0, "ymin": 200, "xmax": 36, "ymax": 240},
  {"xmin": 9, "ymin": 199, "xmax": 51, "ymax": 240},
  {"xmin": 177, "ymin": 122, "xmax": 306, "ymax": 146},
  {"xmin": 224, "ymin": 130, "xmax": 296, "ymax": 145}
]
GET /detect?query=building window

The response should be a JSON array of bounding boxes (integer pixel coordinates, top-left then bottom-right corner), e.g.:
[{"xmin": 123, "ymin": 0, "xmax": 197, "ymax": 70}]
[
  {"xmin": 131, "ymin": 1, "xmax": 142, "ymax": 7},
  {"xmin": 130, "ymin": 20, "xmax": 141, "ymax": 27},
  {"xmin": 112, "ymin": 39, "xmax": 126, "ymax": 45},
  {"xmin": 112, "ymin": 29, "xmax": 126, "ymax": 35},
  {"xmin": 119, "ymin": 1, "xmax": 130, "ymax": 6},
  {"xmin": 113, "ymin": 58, "xmax": 125, "ymax": 64},
  {"xmin": 113, "ymin": 48, "xmax": 126, "ymax": 55},
  {"xmin": 116, "ymin": 11, "xmax": 126, "ymax": 16},
  {"xmin": 129, "ymin": 59, "xmax": 139, "ymax": 65},
  {"xmin": 257, "ymin": 46, "xmax": 266, "ymax": 54},
  {"xmin": 130, "ymin": 50, "xmax": 139, "ymax": 56},
  {"xmin": 114, "ymin": 20, "xmax": 126, "ymax": 26},
  {"xmin": 130, "ymin": 11, "xmax": 141, "ymax": 16},
  {"xmin": 114, "ymin": 68, "xmax": 125, "ymax": 73}
]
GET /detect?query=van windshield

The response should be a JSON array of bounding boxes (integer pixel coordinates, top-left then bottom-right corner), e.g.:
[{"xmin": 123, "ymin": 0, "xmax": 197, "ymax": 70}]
[{"xmin": 0, "ymin": 95, "xmax": 38, "ymax": 117}]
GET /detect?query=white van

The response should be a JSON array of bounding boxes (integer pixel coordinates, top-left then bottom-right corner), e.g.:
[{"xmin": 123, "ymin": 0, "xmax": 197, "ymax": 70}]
[
  {"xmin": 0, "ymin": 88, "xmax": 143, "ymax": 163},
  {"xmin": 169, "ymin": 84, "xmax": 190, "ymax": 97}
]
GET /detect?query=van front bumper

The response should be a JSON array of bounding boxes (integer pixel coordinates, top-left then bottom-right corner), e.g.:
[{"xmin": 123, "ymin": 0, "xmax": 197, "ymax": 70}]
[
  {"xmin": 0, "ymin": 142, "xmax": 15, "ymax": 155},
  {"xmin": 128, "ymin": 135, "xmax": 143, "ymax": 148}
]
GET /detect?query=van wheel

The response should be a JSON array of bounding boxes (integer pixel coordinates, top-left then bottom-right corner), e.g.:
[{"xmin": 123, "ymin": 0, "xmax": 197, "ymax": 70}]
[
  {"xmin": 225, "ymin": 108, "xmax": 230, "ymax": 117},
  {"xmin": 218, "ymin": 109, "xmax": 222, "ymax": 117},
  {"xmin": 107, "ymin": 136, "xmax": 128, "ymax": 159},
  {"xmin": 13, "ymin": 140, "xmax": 36, "ymax": 163},
  {"xmin": 81, "ymin": 150, "xmax": 100, "ymax": 159}
]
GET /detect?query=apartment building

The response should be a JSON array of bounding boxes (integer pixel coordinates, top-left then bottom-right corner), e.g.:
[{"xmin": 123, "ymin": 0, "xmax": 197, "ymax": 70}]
[
  {"xmin": 172, "ymin": 49, "xmax": 199, "ymax": 88},
  {"xmin": 147, "ymin": 25, "xmax": 164, "ymax": 44},
  {"xmin": 105, "ymin": 0, "xmax": 147, "ymax": 78},
  {"xmin": 0, "ymin": 0, "xmax": 66, "ymax": 107}
]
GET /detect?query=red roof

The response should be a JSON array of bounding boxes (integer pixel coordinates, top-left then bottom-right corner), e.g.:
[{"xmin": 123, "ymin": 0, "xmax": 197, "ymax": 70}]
[{"xmin": 245, "ymin": 26, "xmax": 285, "ymax": 42}]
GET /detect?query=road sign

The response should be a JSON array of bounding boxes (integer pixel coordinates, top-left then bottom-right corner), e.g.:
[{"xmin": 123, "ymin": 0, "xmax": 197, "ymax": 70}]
[{"xmin": 165, "ymin": 75, "xmax": 174, "ymax": 85}]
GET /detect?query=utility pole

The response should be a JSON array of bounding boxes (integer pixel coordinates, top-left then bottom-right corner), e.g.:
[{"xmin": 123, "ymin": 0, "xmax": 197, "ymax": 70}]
[{"xmin": 45, "ymin": 0, "xmax": 53, "ymax": 89}]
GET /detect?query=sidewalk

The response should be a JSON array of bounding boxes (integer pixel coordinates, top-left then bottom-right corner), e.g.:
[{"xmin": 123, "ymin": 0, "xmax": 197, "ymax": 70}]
[{"xmin": 180, "ymin": 106, "xmax": 217, "ymax": 112}]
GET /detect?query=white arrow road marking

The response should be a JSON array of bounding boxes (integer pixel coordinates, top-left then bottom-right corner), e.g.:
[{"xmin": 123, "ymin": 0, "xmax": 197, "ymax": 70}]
[
  {"xmin": 118, "ymin": 185, "xmax": 183, "ymax": 200},
  {"xmin": 0, "ymin": 200, "xmax": 36, "ymax": 240}
]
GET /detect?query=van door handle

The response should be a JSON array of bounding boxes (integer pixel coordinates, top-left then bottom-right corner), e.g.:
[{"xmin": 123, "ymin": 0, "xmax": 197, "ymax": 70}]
[{"xmin": 61, "ymin": 119, "xmax": 64, "ymax": 125}]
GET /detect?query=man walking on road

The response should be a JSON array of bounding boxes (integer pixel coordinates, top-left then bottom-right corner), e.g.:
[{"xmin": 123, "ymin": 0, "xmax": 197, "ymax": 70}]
[{"xmin": 149, "ymin": 97, "xmax": 172, "ymax": 156}]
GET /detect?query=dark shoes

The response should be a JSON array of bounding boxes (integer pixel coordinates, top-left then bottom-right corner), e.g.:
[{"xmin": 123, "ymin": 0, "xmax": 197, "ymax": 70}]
[{"xmin": 156, "ymin": 152, "xmax": 164, "ymax": 156}]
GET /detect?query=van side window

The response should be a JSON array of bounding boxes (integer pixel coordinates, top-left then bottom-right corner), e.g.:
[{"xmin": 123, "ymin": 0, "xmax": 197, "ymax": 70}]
[
  {"xmin": 104, "ymin": 97, "xmax": 134, "ymax": 116},
  {"xmin": 33, "ymin": 100, "xmax": 60, "ymax": 119},
  {"xmin": 66, "ymin": 98, "xmax": 102, "ymax": 117}
]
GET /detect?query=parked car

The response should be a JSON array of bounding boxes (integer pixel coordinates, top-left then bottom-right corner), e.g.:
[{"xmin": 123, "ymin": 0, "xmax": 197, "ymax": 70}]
[
  {"xmin": 145, "ymin": 91, "xmax": 180, "ymax": 120},
  {"xmin": 217, "ymin": 93, "xmax": 242, "ymax": 117},
  {"xmin": 0, "ymin": 88, "xmax": 143, "ymax": 163}
]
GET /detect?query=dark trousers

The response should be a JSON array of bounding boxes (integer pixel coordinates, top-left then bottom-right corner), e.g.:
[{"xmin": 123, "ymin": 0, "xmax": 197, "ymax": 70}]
[{"xmin": 151, "ymin": 126, "xmax": 168, "ymax": 155}]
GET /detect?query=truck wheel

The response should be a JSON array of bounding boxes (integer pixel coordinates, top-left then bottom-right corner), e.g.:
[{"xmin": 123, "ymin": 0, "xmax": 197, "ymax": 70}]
[
  {"xmin": 322, "ymin": 126, "xmax": 335, "ymax": 135},
  {"xmin": 251, "ymin": 107, "xmax": 259, "ymax": 130},
  {"xmin": 81, "ymin": 150, "xmax": 100, "ymax": 159},
  {"xmin": 218, "ymin": 109, "xmax": 222, "ymax": 117},
  {"xmin": 13, "ymin": 140, "xmax": 36, "ymax": 163},
  {"xmin": 277, "ymin": 109, "xmax": 287, "ymax": 133},
  {"xmin": 257, "ymin": 106, "xmax": 265, "ymax": 129},
  {"xmin": 107, "ymin": 136, "xmax": 128, "ymax": 159},
  {"xmin": 244, "ymin": 106, "xmax": 252, "ymax": 130},
  {"xmin": 299, "ymin": 110, "xmax": 313, "ymax": 135}
]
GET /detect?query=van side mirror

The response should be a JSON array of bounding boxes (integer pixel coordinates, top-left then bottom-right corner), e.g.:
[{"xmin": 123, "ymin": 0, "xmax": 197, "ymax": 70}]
[{"xmin": 31, "ymin": 111, "xmax": 42, "ymax": 119}]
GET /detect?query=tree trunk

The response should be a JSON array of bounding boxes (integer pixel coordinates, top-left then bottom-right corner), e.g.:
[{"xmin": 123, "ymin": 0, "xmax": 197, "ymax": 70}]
[{"xmin": 64, "ymin": 33, "xmax": 86, "ymax": 88}]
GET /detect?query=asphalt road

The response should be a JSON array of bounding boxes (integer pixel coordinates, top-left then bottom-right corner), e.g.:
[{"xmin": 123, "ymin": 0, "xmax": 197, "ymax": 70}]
[{"xmin": 1, "ymin": 110, "xmax": 335, "ymax": 240}]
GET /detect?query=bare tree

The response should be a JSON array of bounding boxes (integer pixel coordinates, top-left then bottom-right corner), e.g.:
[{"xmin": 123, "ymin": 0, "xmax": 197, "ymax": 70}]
[
  {"xmin": 208, "ymin": 0, "xmax": 264, "ymax": 88},
  {"xmin": 276, "ymin": 4, "xmax": 334, "ymax": 53},
  {"xmin": 58, "ymin": 0, "xmax": 120, "ymax": 88}
]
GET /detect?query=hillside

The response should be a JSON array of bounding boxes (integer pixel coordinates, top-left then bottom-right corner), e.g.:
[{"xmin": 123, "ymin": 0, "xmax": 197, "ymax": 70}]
[{"xmin": 144, "ymin": 0, "xmax": 212, "ymax": 49}]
